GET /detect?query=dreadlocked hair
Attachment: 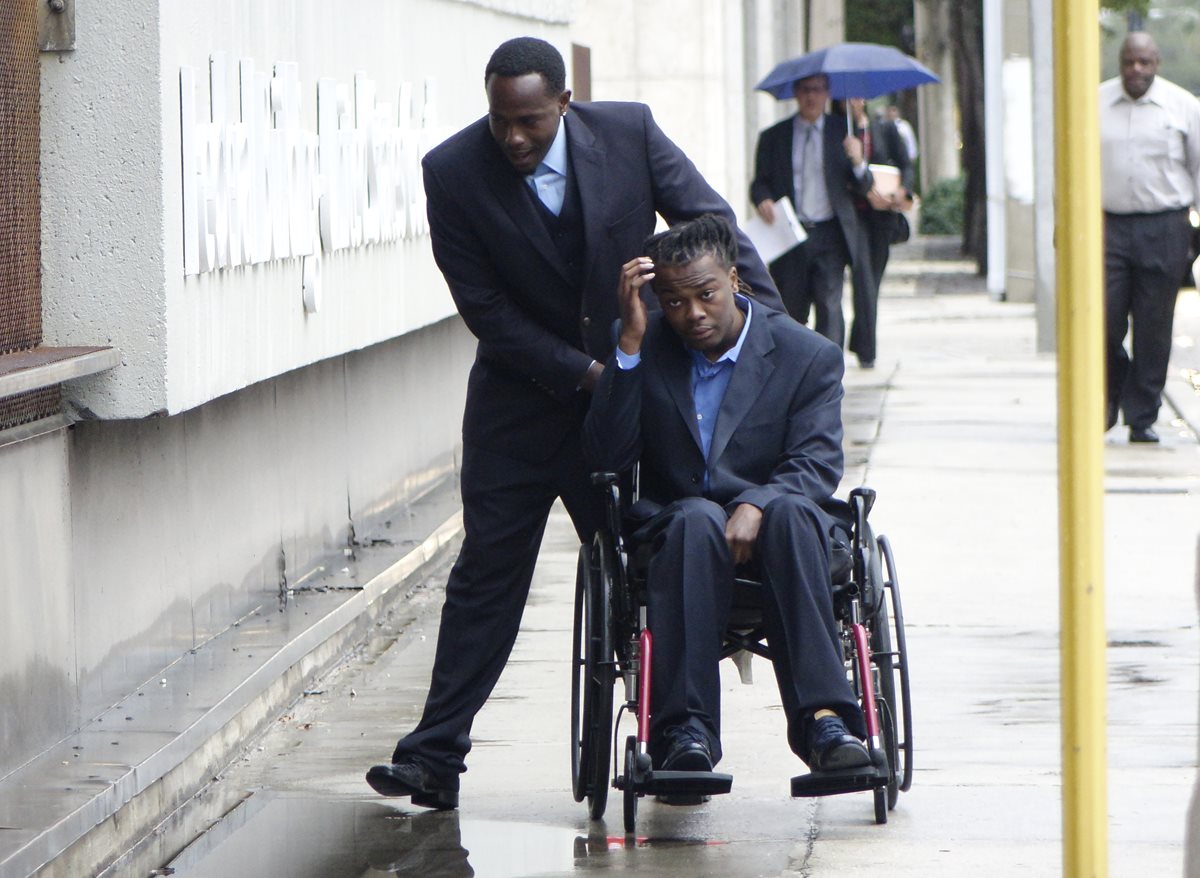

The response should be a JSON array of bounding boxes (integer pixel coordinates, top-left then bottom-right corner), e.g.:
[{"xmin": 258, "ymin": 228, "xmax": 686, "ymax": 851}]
[{"xmin": 643, "ymin": 214, "xmax": 753, "ymax": 294}]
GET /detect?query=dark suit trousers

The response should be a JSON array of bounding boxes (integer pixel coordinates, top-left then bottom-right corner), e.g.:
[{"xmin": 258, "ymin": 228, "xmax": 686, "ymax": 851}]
[
  {"xmin": 1104, "ymin": 209, "xmax": 1191, "ymax": 430},
  {"xmin": 392, "ymin": 433, "xmax": 602, "ymax": 778},
  {"xmin": 644, "ymin": 494, "xmax": 865, "ymax": 766},
  {"xmin": 849, "ymin": 211, "xmax": 889, "ymax": 364},
  {"xmin": 769, "ymin": 220, "xmax": 851, "ymax": 349}
]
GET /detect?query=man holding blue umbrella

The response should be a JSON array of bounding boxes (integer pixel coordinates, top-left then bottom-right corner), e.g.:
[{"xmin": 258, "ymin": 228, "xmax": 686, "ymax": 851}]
[
  {"xmin": 752, "ymin": 44, "xmax": 940, "ymax": 364},
  {"xmin": 750, "ymin": 74, "xmax": 873, "ymax": 351}
]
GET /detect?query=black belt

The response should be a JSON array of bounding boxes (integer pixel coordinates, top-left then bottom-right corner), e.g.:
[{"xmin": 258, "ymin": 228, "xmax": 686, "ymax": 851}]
[
  {"xmin": 1103, "ymin": 207, "xmax": 1189, "ymax": 220},
  {"xmin": 799, "ymin": 218, "xmax": 837, "ymax": 231}
]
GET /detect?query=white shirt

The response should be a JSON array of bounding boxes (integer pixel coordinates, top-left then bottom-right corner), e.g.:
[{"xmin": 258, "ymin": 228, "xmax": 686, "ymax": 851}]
[
  {"xmin": 894, "ymin": 118, "xmax": 918, "ymax": 160},
  {"xmin": 1099, "ymin": 74, "xmax": 1200, "ymax": 214}
]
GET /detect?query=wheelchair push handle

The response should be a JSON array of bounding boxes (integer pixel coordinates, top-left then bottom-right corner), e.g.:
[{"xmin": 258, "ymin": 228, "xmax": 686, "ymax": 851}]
[
  {"xmin": 590, "ymin": 471, "xmax": 625, "ymax": 538},
  {"xmin": 849, "ymin": 487, "xmax": 876, "ymax": 534},
  {"xmin": 849, "ymin": 486, "xmax": 876, "ymax": 516}
]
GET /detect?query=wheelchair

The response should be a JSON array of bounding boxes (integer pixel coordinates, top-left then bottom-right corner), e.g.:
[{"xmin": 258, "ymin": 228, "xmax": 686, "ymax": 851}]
[{"xmin": 570, "ymin": 474, "xmax": 913, "ymax": 834}]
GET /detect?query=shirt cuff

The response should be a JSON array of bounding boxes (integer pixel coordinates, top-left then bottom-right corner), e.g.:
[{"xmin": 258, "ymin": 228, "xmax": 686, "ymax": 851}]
[
  {"xmin": 614, "ymin": 348, "xmax": 642, "ymax": 370},
  {"xmin": 853, "ymin": 161, "xmax": 869, "ymax": 178}
]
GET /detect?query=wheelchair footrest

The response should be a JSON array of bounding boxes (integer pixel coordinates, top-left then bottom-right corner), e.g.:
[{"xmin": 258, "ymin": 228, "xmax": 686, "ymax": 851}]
[
  {"xmin": 790, "ymin": 762, "xmax": 888, "ymax": 798},
  {"xmin": 621, "ymin": 770, "xmax": 733, "ymax": 797}
]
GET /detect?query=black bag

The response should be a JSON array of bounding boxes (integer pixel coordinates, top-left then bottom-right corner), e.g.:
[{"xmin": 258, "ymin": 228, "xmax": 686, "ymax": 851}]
[{"xmin": 888, "ymin": 211, "xmax": 911, "ymax": 245}]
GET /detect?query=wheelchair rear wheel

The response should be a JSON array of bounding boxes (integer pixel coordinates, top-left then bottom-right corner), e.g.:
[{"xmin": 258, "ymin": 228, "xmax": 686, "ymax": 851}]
[
  {"xmin": 866, "ymin": 533, "xmax": 912, "ymax": 805},
  {"xmin": 877, "ymin": 534, "xmax": 913, "ymax": 794},
  {"xmin": 571, "ymin": 538, "xmax": 615, "ymax": 819},
  {"xmin": 870, "ymin": 586, "xmax": 901, "ymax": 811}
]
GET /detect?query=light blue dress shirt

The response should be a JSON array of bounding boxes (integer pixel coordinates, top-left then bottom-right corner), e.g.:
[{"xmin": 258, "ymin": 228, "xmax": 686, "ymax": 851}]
[
  {"xmin": 525, "ymin": 116, "xmax": 569, "ymax": 215},
  {"xmin": 615, "ymin": 296, "xmax": 753, "ymax": 491}
]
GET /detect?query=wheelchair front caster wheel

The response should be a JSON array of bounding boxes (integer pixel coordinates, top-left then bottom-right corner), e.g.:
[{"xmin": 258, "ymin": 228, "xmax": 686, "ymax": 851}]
[{"xmin": 623, "ymin": 737, "xmax": 638, "ymax": 835}]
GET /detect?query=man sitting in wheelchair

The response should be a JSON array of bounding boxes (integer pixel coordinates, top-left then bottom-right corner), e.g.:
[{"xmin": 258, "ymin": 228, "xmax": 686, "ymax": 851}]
[{"xmin": 582, "ymin": 214, "xmax": 870, "ymax": 778}]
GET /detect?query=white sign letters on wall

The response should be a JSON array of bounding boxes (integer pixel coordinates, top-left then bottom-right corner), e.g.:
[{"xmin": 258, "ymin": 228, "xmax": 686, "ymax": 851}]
[{"xmin": 180, "ymin": 53, "xmax": 447, "ymax": 278}]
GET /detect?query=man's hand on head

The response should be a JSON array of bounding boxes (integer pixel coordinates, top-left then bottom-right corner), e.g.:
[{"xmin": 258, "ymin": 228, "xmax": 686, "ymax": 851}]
[
  {"xmin": 725, "ymin": 503, "xmax": 763, "ymax": 566},
  {"xmin": 617, "ymin": 256, "xmax": 655, "ymax": 356}
]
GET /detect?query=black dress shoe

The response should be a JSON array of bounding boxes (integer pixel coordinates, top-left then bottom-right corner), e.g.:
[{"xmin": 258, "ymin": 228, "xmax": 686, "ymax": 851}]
[
  {"xmin": 366, "ymin": 760, "xmax": 459, "ymax": 810},
  {"xmin": 1129, "ymin": 426, "xmax": 1160, "ymax": 444},
  {"xmin": 806, "ymin": 715, "xmax": 870, "ymax": 772},
  {"xmin": 660, "ymin": 727, "xmax": 714, "ymax": 772}
]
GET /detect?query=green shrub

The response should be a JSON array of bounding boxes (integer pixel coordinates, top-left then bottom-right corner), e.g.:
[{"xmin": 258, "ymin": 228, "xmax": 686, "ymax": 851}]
[{"xmin": 920, "ymin": 176, "xmax": 965, "ymax": 235}]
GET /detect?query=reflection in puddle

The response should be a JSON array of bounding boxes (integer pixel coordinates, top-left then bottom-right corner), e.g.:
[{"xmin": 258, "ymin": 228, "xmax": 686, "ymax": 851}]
[
  {"xmin": 573, "ymin": 835, "xmax": 728, "ymax": 854},
  {"xmin": 164, "ymin": 794, "xmax": 721, "ymax": 877}
]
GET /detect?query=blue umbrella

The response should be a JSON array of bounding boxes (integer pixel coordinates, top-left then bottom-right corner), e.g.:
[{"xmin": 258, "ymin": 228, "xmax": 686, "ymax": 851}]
[{"xmin": 756, "ymin": 42, "xmax": 940, "ymax": 100}]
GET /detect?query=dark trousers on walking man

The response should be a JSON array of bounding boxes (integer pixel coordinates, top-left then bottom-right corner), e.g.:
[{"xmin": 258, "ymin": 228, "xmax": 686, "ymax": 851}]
[{"xmin": 1103, "ymin": 209, "xmax": 1192, "ymax": 434}]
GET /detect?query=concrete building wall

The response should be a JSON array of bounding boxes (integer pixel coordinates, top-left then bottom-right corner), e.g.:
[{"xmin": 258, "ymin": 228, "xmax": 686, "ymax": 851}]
[
  {"xmin": 0, "ymin": 315, "xmax": 473, "ymax": 778},
  {"xmin": 572, "ymin": 0, "xmax": 846, "ymax": 219},
  {"xmin": 39, "ymin": 0, "xmax": 169, "ymax": 417},
  {"xmin": 744, "ymin": 0, "xmax": 810, "ymax": 211},
  {"xmin": 65, "ymin": 315, "xmax": 473, "ymax": 735},
  {"xmin": 570, "ymin": 0, "xmax": 750, "ymax": 212},
  {"xmin": 0, "ymin": 430, "xmax": 77, "ymax": 778}
]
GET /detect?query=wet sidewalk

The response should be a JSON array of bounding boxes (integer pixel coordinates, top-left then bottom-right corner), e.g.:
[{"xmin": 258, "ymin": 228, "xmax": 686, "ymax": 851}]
[{"xmin": 133, "ymin": 239, "xmax": 1200, "ymax": 877}]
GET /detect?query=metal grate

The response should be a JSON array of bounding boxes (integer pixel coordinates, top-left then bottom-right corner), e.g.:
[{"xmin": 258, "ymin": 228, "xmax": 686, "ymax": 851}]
[
  {"xmin": 0, "ymin": 0, "xmax": 42, "ymax": 356},
  {"xmin": 0, "ymin": 385, "xmax": 60, "ymax": 432},
  {"xmin": 0, "ymin": 0, "xmax": 56, "ymax": 427}
]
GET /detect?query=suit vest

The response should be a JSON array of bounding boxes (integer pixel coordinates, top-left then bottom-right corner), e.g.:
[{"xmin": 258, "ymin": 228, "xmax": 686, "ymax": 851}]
[{"xmin": 525, "ymin": 160, "xmax": 586, "ymax": 290}]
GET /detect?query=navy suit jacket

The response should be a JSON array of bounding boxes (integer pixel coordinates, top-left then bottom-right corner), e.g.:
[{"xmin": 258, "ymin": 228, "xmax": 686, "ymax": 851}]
[
  {"xmin": 422, "ymin": 101, "xmax": 782, "ymax": 462},
  {"xmin": 749, "ymin": 112, "xmax": 871, "ymax": 266},
  {"xmin": 583, "ymin": 306, "xmax": 849, "ymax": 525}
]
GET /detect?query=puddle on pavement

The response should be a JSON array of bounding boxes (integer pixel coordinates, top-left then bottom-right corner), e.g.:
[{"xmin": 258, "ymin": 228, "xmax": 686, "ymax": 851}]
[{"xmin": 163, "ymin": 794, "xmax": 720, "ymax": 877}]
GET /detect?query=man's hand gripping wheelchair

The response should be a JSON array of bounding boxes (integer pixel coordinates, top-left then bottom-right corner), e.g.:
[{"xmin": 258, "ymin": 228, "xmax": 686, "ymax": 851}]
[{"xmin": 570, "ymin": 474, "xmax": 913, "ymax": 834}]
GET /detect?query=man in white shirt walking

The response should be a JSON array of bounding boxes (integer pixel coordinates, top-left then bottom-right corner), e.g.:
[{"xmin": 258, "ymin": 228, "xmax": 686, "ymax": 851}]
[{"xmin": 1099, "ymin": 31, "xmax": 1200, "ymax": 443}]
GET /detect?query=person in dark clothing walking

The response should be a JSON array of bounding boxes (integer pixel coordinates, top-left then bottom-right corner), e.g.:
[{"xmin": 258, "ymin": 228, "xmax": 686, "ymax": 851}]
[{"xmin": 845, "ymin": 97, "xmax": 913, "ymax": 370}]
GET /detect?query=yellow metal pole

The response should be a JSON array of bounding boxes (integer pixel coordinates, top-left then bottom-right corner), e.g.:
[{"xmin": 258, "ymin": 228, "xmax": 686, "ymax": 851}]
[{"xmin": 1052, "ymin": 0, "xmax": 1107, "ymax": 875}]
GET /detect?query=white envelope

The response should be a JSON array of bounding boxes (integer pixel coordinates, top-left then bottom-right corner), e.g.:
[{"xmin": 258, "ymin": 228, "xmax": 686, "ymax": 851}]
[{"xmin": 743, "ymin": 196, "xmax": 807, "ymax": 264}]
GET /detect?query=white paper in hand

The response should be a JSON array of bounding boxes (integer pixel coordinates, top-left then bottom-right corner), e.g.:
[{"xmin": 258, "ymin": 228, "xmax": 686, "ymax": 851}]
[{"xmin": 744, "ymin": 196, "xmax": 807, "ymax": 265}]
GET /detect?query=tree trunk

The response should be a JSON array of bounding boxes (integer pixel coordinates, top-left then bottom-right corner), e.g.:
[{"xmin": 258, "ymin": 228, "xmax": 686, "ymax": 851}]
[{"xmin": 949, "ymin": 0, "xmax": 986, "ymax": 271}]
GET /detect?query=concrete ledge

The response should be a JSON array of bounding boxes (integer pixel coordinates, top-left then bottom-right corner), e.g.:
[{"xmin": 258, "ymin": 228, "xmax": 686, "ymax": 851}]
[
  {"xmin": 0, "ymin": 347, "xmax": 120, "ymax": 398},
  {"xmin": 0, "ymin": 479, "xmax": 463, "ymax": 878}
]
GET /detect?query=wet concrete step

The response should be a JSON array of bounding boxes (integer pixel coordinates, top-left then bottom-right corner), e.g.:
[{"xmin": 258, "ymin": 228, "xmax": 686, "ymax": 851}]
[{"xmin": 0, "ymin": 478, "xmax": 464, "ymax": 878}]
